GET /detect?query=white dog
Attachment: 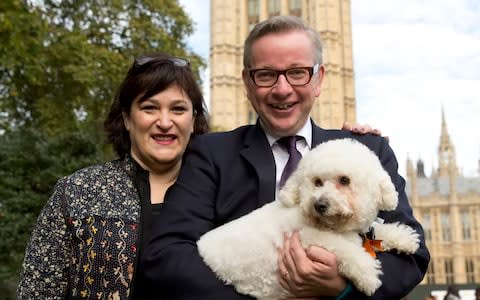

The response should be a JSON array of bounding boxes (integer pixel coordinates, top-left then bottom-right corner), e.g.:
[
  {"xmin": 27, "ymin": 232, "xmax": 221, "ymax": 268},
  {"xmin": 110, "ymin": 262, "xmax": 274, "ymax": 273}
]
[{"xmin": 197, "ymin": 138, "xmax": 419, "ymax": 299}]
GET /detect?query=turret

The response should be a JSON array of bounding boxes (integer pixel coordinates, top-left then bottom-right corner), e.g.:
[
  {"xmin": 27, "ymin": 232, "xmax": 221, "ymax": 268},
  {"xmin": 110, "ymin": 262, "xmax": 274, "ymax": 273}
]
[
  {"xmin": 417, "ymin": 159, "xmax": 426, "ymax": 178},
  {"xmin": 406, "ymin": 156, "xmax": 417, "ymax": 205}
]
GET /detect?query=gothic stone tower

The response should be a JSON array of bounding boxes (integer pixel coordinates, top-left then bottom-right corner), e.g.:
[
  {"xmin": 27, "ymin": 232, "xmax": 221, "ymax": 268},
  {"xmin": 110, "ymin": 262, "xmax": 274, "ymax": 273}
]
[{"xmin": 210, "ymin": 0, "xmax": 356, "ymax": 130}]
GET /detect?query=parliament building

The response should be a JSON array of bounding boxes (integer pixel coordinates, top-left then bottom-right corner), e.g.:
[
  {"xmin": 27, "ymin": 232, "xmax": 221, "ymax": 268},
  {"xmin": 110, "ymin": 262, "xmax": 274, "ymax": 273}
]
[{"xmin": 406, "ymin": 112, "xmax": 480, "ymax": 297}]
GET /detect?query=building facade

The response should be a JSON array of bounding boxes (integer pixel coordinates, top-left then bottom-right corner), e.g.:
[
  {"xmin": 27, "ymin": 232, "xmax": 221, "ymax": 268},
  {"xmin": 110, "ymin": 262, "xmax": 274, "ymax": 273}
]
[
  {"xmin": 406, "ymin": 111, "xmax": 480, "ymax": 290},
  {"xmin": 209, "ymin": 0, "xmax": 356, "ymax": 130}
]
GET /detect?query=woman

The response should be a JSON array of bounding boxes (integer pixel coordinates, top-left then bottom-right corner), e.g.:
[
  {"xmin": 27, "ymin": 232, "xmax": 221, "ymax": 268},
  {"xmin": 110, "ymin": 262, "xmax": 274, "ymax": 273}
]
[{"xmin": 17, "ymin": 52, "xmax": 209, "ymax": 299}]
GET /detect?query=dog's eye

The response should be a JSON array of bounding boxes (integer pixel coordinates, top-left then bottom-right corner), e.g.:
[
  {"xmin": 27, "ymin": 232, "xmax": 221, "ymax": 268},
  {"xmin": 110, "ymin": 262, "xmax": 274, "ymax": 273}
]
[
  {"xmin": 313, "ymin": 178, "xmax": 323, "ymax": 187},
  {"xmin": 339, "ymin": 176, "xmax": 350, "ymax": 185}
]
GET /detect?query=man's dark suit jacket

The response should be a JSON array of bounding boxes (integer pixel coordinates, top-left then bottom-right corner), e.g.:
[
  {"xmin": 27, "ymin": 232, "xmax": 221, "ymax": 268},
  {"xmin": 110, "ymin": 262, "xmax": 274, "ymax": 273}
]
[{"xmin": 142, "ymin": 121, "xmax": 430, "ymax": 300}]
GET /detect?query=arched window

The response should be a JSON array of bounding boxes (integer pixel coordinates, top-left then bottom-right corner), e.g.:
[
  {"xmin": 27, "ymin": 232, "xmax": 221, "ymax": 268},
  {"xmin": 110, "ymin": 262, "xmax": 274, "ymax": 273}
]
[
  {"xmin": 461, "ymin": 209, "xmax": 471, "ymax": 240},
  {"xmin": 422, "ymin": 212, "xmax": 432, "ymax": 241},
  {"xmin": 441, "ymin": 212, "xmax": 451, "ymax": 242}
]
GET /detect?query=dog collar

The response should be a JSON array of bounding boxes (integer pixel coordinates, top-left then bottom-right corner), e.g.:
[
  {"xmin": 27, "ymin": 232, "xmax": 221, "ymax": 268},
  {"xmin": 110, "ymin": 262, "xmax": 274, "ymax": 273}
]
[{"xmin": 361, "ymin": 233, "xmax": 383, "ymax": 258}]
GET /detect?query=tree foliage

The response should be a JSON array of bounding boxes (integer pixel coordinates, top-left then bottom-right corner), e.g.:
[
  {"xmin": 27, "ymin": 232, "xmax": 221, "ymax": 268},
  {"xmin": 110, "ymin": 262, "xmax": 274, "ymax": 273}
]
[
  {"xmin": 1, "ymin": 0, "xmax": 204, "ymax": 133},
  {"xmin": 0, "ymin": 0, "xmax": 205, "ymax": 296}
]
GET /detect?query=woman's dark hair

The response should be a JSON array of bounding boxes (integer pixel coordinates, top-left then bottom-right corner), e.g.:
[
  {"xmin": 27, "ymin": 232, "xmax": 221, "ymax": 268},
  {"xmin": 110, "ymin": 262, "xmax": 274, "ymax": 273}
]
[{"xmin": 104, "ymin": 52, "xmax": 209, "ymax": 158}]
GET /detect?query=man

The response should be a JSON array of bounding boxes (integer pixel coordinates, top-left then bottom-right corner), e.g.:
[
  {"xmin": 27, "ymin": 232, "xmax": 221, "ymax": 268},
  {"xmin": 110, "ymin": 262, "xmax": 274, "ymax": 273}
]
[{"xmin": 143, "ymin": 16, "xmax": 430, "ymax": 299}]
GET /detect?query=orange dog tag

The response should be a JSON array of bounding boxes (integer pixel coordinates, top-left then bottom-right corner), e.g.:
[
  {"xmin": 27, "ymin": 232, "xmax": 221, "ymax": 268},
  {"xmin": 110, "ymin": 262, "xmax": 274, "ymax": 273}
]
[{"xmin": 362, "ymin": 238, "xmax": 383, "ymax": 258}]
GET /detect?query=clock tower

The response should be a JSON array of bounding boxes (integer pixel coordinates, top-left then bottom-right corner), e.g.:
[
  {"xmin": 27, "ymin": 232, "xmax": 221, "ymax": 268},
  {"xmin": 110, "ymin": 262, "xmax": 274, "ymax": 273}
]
[{"xmin": 437, "ymin": 108, "xmax": 457, "ymax": 177}]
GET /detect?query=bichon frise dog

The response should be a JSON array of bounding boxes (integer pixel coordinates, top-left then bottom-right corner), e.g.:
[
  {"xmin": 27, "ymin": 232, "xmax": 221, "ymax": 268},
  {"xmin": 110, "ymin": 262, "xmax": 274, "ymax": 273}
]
[{"xmin": 197, "ymin": 138, "xmax": 419, "ymax": 299}]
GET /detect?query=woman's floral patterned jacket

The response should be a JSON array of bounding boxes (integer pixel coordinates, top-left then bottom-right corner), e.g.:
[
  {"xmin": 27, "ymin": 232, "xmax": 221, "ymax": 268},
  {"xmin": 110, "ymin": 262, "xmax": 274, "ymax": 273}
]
[{"xmin": 17, "ymin": 157, "xmax": 147, "ymax": 299}]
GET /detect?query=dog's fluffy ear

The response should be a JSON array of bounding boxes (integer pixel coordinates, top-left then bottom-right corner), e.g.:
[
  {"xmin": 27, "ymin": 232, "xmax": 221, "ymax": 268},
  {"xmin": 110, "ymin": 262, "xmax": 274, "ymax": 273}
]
[
  {"xmin": 278, "ymin": 169, "xmax": 302, "ymax": 207},
  {"xmin": 377, "ymin": 170, "xmax": 398, "ymax": 211}
]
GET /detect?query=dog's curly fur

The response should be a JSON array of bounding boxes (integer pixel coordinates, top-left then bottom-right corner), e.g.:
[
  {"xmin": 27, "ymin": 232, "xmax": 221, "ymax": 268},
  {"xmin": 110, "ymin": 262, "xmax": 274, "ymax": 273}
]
[{"xmin": 197, "ymin": 138, "xmax": 419, "ymax": 299}]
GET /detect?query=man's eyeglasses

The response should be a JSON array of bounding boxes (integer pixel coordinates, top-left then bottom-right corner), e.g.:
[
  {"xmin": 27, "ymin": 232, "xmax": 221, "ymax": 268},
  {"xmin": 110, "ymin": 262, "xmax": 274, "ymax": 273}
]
[
  {"xmin": 134, "ymin": 56, "xmax": 190, "ymax": 68},
  {"xmin": 249, "ymin": 64, "xmax": 319, "ymax": 87}
]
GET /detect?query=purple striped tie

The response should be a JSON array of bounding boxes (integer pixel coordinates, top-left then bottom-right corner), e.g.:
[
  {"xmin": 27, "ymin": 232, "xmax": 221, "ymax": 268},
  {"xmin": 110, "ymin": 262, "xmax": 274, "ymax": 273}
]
[{"xmin": 278, "ymin": 136, "xmax": 302, "ymax": 188}]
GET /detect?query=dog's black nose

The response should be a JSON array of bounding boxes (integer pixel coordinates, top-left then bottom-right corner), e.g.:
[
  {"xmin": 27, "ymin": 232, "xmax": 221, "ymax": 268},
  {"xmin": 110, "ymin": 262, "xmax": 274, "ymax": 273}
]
[{"xmin": 314, "ymin": 199, "xmax": 329, "ymax": 214}]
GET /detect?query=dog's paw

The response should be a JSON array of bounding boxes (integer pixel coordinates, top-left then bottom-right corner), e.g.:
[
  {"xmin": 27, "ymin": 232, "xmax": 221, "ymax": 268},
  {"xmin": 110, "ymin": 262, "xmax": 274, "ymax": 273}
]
[
  {"xmin": 361, "ymin": 277, "xmax": 382, "ymax": 296},
  {"xmin": 351, "ymin": 260, "xmax": 382, "ymax": 296},
  {"xmin": 375, "ymin": 222, "xmax": 420, "ymax": 254},
  {"xmin": 338, "ymin": 253, "xmax": 382, "ymax": 296},
  {"xmin": 394, "ymin": 224, "xmax": 420, "ymax": 253}
]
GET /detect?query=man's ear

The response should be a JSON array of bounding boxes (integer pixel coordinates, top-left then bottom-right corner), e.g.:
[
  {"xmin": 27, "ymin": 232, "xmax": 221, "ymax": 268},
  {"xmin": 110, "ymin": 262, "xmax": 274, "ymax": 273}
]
[
  {"xmin": 242, "ymin": 69, "xmax": 253, "ymax": 101},
  {"xmin": 314, "ymin": 64, "xmax": 325, "ymax": 97},
  {"xmin": 242, "ymin": 69, "xmax": 250, "ymax": 85},
  {"xmin": 242, "ymin": 69, "xmax": 248, "ymax": 84}
]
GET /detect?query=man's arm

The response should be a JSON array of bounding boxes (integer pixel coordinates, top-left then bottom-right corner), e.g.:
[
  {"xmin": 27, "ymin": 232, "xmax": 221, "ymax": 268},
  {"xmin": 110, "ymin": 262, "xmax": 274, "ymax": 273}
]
[{"xmin": 142, "ymin": 137, "xmax": 253, "ymax": 300}]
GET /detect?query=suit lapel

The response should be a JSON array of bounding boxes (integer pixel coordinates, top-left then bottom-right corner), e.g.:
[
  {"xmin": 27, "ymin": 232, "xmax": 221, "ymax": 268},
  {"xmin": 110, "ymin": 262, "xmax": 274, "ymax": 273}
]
[
  {"xmin": 311, "ymin": 120, "xmax": 350, "ymax": 147},
  {"xmin": 240, "ymin": 124, "xmax": 276, "ymax": 207},
  {"xmin": 311, "ymin": 120, "xmax": 328, "ymax": 147}
]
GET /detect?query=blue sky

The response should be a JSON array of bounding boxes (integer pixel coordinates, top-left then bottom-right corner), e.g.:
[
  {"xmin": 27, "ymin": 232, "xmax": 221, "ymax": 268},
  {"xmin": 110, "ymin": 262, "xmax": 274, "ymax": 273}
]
[{"xmin": 179, "ymin": 0, "xmax": 480, "ymax": 177}]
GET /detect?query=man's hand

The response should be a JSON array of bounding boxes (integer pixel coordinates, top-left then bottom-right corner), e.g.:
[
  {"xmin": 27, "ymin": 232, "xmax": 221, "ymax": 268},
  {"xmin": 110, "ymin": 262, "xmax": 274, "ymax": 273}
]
[
  {"xmin": 342, "ymin": 121, "xmax": 388, "ymax": 141},
  {"xmin": 277, "ymin": 232, "xmax": 347, "ymax": 299}
]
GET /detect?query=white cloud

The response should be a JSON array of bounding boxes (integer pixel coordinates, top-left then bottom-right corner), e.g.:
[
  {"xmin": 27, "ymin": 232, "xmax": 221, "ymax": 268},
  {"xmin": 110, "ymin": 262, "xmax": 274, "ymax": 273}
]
[{"xmin": 352, "ymin": 0, "xmax": 480, "ymax": 177}]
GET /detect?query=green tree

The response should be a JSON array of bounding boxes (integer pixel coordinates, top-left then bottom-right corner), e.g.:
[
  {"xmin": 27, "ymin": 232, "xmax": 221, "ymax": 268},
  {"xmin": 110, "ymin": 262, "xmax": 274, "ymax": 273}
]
[
  {"xmin": 0, "ymin": 0, "xmax": 205, "ymax": 297},
  {"xmin": 1, "ymin": 0, "xmax": 204, "ymax": 134}
]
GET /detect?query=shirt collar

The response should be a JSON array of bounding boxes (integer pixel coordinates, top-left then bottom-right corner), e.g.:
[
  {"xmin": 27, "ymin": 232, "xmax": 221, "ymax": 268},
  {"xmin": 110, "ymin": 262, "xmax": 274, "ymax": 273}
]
[{"xmin": 262, "ymin": 119, "xmax": 312, "ymax": 149}]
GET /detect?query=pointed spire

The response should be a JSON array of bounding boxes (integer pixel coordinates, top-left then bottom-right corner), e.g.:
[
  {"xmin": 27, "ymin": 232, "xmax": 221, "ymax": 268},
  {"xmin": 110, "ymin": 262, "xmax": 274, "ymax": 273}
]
[
  {"xmin": 478, "ymin": 145, "xmax": 480, "ymax": 177},
  {"xmin": 439, "ymin": 106, "xmax": 452, "ymax": 148},
  {"xmin": 437, "ymin": 107, "xmax": 457, "ymax": 177},
  {"xmin": 406, "ymin": 154, "xmax": 414, "ymax": 176}
]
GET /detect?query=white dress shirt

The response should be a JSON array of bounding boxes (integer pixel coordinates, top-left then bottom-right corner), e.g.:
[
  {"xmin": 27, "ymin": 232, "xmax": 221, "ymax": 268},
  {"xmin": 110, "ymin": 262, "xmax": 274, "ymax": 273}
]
[{"xmin": 263, "ymin": 120, "xmax": 312, "ymax": 199}]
